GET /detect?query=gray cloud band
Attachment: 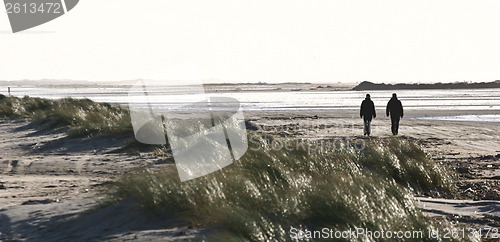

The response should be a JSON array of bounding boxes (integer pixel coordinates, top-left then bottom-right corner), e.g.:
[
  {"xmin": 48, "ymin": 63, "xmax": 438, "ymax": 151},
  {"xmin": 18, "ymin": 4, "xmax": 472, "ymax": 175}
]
[
  {"xmin": 4, "ymin": 0, "xmax": 79, "ymax": 33},
  {"xmin": 128, "ymin": 80, "xmax": 248, "ymax": 182}
]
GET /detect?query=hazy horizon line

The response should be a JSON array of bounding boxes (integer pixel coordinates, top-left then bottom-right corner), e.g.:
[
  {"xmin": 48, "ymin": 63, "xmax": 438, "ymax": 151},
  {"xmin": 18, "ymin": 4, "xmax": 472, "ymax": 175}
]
[{"xmin": 1, "ymin": 79, "xmax": 498, "ymax": 86}]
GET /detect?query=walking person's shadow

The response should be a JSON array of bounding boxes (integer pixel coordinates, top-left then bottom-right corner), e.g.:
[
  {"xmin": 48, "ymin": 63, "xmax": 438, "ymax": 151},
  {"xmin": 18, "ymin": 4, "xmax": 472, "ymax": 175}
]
[{"xmin": 0, "ymin": 214, "xmax": 14, "ymax": 241}]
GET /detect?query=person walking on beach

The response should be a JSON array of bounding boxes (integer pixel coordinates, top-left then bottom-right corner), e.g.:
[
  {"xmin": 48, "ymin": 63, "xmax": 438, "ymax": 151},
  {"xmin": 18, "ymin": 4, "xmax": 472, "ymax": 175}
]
[
  {"xmin": 386, "ymin": 93, "xmax": 403, "ymax": 135},
  {"xmin": 360, "ymin": 94, "xmax": 376, "ymax": 136}
]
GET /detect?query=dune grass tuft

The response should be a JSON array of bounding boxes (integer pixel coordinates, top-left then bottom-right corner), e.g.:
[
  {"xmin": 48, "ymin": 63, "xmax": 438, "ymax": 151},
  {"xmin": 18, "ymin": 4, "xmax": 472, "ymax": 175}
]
[
  {"xmin": 0, "ymin": 95, "xmax": 132, "ymax": 137},
  {"xmin": 111, "ymin": 133, "xmax": 458, "ymax": 241}
]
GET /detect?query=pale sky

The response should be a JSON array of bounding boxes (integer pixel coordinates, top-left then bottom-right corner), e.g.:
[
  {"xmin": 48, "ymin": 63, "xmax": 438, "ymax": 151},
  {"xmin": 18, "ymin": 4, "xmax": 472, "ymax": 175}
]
[{"xmin": 1, "ymin": 0, "xmax": 500, "ymax": 84}]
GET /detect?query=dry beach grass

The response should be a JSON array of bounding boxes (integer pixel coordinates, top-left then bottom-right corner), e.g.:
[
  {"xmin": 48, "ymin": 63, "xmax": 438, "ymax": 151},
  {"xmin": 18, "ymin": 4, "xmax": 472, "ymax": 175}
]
[{"xmin": 0, "ymin": 95, "xmax": 499, "ymax": 241}]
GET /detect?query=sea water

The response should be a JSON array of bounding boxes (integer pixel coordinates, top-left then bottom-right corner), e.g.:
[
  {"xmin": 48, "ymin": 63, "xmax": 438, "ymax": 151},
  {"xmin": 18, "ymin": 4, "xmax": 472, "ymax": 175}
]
[
  {"xmin": 415, "ymin": 114, "xmax": 500, "ymax": 123},
  {"xmin": 2, "ymin": 85, "xmax": 499, "ymax": 113}
]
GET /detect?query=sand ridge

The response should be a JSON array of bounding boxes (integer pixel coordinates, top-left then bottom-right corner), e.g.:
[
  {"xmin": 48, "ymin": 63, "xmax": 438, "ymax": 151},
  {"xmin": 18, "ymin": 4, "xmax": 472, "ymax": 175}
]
[{"xmin": 0, "ymin": 108, "xmax": 499, "ymax": 240}]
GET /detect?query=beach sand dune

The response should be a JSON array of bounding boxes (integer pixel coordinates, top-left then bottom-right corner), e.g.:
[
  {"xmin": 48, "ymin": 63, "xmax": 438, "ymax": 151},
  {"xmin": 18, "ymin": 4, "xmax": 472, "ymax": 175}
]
[
  {"xmin": 247, "ymin": 109, "xmax": 500, "ymax": 227},
  {"xmin": 0, "ymin": 121, "xmax": 210, "ymax": 241},
  {"xmin": 0, "ymin": 108, "xmax": 499, "ymax": 240}
]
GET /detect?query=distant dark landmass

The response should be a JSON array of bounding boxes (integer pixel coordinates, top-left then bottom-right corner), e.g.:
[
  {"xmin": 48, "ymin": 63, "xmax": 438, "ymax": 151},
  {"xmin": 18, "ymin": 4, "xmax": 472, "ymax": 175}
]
[{"xmin": 353, "ymin": 80, "xmax": 500, "ymax": 91}]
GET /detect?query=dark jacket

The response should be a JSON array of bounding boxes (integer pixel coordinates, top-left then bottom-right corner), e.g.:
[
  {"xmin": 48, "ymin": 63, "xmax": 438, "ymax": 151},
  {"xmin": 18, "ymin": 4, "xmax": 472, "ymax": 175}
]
[
  {"xmin": 386, "ymin": 97, "xmax": 403, "ymax": 118},
  {"xmin": 360, "ymin": 98, "xmax": 376, "ymax": 120}
]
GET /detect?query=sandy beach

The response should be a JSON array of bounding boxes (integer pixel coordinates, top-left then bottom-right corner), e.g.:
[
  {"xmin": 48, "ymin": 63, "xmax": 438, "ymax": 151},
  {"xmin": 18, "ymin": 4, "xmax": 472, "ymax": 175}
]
[
  {"xmin": 1, "ymin": 101, "xmax": 499, "ymax": 240},
  {"xmin": 4, "ymin": 0, "xmax": 500, "ymax": 238}
]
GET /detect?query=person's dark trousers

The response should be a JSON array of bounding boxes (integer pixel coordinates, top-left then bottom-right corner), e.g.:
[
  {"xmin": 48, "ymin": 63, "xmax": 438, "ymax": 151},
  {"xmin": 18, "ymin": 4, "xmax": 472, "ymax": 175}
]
[
  {"xmin": 363, "ymin": 118, "xmax": 372, "ymax": 136},
  {"xmin": 390, "ymin": 116, "xmax": 400, "ymax": 135}
]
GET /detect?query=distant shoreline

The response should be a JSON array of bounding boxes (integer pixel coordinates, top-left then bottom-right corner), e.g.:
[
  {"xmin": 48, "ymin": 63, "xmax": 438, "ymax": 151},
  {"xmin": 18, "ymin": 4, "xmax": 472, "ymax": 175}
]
[
  {"xmin": 3, "ymin": 80, "xmax": 500, "ymax": 93},
  {"xmin": 353, "ymin": 80, "xmax": 500, "ymax": 91}
]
